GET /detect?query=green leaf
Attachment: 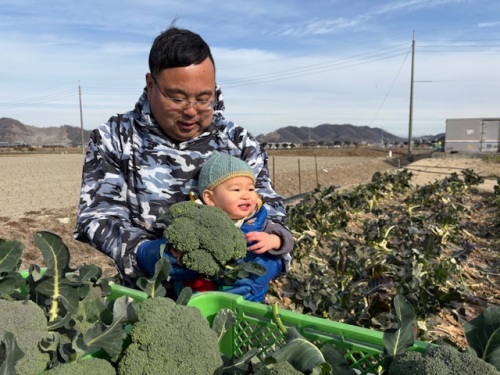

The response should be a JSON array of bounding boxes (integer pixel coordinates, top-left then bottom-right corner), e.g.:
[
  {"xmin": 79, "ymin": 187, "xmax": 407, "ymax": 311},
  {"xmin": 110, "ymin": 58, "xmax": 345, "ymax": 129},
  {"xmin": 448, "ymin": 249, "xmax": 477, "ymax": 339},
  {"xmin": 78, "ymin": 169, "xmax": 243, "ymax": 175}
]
[
  {"xmin": 383, "ymin": 295, "xmax": 416, "ymax": 357},
  {"xmin": 0, "ymin": 332, "xmax": 25, "ymax": 375},
  {"xmin": 136, "ymin": 257, "xmax": 171, "ymax": 298},
  {"xmin": 321, "ymin": 344, "xmax": 357, "ymax": 375},
  {"xmin": 78, "ymin": 288, "xmax": 107, "ymax": 329},
  {"xmin": 73, "ymin": 264, "xmax": 102, "ymax": 283},
  {"xmin": 270, "ymin": 327, "xmax": 325, "ymax": 372},
  {"xmin": 220, "ymin": 347, "xmax": 260, "ymax": 374},
  {"xmin": 39, "ymin": 332, "xmax": 60, "ymax": 353},
  {"xmin": 32, "ymin": 231, "xmax": 78, "ymax": 326},
  {"xmin": 33, "ymin": 231, "xmax": 71, "ymax": 277},
  {"xmin": 212, "ymin": 308, "xmax": 237, "ymax": 344},
  {"xmin": 83, "ymin": 295, "xmax": 138, "ymax": 357},
  {"xmin": 0, "ymin": 239, "xmax": 22, "ymax": 272},
  {"xmin": 176, "ymin": 287, "xmax": 192, "ymax": 305},
  {"xmin": 463, "ymin": 306, "xmax": 500, "ymax": 370},
  {"xmin": 0, "ymin": 272, "xmax": 24, "ymax": 295},
  {"xmin": 239, "ymin": 261, "xmax": 266, "ymax": 276},
  {"xmin": 0, "ymin": 239, "xmax": 24, "ymax": 294}
]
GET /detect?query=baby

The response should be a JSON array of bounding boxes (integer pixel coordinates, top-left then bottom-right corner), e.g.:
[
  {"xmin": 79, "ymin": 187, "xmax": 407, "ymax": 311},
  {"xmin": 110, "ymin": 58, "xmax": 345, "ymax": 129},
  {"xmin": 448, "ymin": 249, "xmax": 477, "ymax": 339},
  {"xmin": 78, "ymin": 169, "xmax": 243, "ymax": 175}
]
[{"xmin": 180, "ymin": 151, "xmax": 294, "ymax": 301}]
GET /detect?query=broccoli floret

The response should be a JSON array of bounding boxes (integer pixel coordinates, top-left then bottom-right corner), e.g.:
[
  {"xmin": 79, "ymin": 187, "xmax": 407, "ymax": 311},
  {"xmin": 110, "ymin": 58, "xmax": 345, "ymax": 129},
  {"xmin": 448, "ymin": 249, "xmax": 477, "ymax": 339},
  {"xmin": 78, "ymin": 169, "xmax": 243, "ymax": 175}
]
[
  {"xmin": 0, "ymin": 299, "xmax": 51, "ymax": 375},
  {"xmin": 117, "ymin": 297, "xmax": 222, "ymax": 375},
  {"xmin": 42, "ymin": 357, "xmax": 116, "ymax": 374},
  {"xmin": 161, "ymin": 201, "xmax": 247, "ymax": 277},
  {"xmin": 388, "ymin": 346, "xmax": 499, "ymax": 375},
  {"xmin": 426, "ymin": 345, "xmax": 499, "ymax": 374}
]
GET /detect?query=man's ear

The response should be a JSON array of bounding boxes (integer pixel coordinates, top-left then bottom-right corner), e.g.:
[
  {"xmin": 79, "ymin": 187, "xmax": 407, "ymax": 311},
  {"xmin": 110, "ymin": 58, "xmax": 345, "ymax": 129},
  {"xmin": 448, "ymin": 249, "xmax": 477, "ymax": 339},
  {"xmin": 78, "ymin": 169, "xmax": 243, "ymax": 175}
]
[
  {"xmin": 145, "ymin": 73, "xmax": 154, "ymax": 96},
  {"xmin": 202, "ymin": 190, "xmax": 216, "ymax": 206}
]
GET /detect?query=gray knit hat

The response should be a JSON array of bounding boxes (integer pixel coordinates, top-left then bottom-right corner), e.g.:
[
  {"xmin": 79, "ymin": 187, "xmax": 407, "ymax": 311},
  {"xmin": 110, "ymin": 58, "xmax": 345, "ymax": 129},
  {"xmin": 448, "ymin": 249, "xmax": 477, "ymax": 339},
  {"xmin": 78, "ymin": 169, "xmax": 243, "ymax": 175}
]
[{"xmin": 198, "ymin": 151, "xmax": 255, "ymax": 193}]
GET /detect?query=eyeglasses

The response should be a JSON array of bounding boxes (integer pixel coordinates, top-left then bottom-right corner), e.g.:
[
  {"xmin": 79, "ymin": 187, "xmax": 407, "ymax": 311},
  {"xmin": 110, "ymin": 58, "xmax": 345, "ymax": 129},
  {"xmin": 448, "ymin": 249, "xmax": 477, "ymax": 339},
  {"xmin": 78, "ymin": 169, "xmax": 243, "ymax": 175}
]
[{"xmin": 151, "ymin": 75, "xmax": 215, "ymax": 111}]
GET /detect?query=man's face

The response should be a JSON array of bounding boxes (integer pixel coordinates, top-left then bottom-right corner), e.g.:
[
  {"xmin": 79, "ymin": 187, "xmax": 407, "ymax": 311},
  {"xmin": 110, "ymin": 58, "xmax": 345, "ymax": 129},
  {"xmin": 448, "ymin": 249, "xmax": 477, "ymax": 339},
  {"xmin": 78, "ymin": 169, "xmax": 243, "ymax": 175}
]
[{"xmin": 146, "ymin": 57, "xmax": 216, "ymax": 142}]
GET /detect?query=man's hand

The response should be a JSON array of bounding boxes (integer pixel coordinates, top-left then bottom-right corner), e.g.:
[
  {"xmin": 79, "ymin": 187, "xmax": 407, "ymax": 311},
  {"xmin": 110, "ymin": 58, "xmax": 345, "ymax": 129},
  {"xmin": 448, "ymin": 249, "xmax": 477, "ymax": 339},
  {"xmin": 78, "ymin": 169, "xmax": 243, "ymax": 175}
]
[{"xmin": 136, "ymin": 238, "xmax": 197, "ymax": 280}]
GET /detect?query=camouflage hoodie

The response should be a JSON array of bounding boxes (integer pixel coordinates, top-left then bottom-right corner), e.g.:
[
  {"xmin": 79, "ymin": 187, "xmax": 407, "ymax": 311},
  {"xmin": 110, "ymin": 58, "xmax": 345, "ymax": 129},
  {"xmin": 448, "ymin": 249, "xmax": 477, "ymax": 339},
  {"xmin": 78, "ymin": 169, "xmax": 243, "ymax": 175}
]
[{"xmin": 74, "ymin": 88, "xmax": 287, "ymax": 285}]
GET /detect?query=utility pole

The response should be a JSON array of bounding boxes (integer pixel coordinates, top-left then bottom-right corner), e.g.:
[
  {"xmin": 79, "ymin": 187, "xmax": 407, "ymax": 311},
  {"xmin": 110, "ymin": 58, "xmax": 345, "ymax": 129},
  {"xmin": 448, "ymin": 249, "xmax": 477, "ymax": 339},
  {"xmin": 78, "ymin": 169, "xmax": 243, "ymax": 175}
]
[
  {"xmin": 407, "ymin": 32, "xmax": 415, "ymax": 156},
  {"xmin": 78, "ymin": 81, "xmax": 85, "ymax": 154}
]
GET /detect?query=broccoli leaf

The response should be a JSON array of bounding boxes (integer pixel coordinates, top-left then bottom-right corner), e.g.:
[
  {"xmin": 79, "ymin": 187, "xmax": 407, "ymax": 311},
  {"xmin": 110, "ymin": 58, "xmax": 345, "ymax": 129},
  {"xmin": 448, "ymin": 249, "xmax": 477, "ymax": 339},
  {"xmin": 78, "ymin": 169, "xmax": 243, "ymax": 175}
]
[
  {"xmin": 68, "ymin": 264, "xmax": 102, "ymax": 284},
  {"xmin": 212, "ymin": 308, "xmax": 237, "ymax": 343},
  {"xmin": 220, "ymin": 347, "xmax": 260, "ymax": 374},
  {"xmin": 176, "ymin": 286, "xmax": 193, "ymax": 305},
  {"xmin": 218, "ymin": 261, "xmax": 266, "ymax": 285},
  {"xmin": 136, "ymin": 257, "xmax": 171, "ymax": 298},
  {"xmin": 463, "ymin": 306, "xmax": 500, "ymax": 370},
  {"xmin": 0, "ymin": 332, "xmax": 24, "ymax": 375},
  {"xmin": 33, "ymin": 231, "xmax": 71, "ymax": 277},
  {"xmin": 82, "ymin": 295, "xmax": 138, "ymax": 357},
  {"xmin": 270, "ymin": 327, "xmax": 325, "ymax": 372},
  {"xmin": 0, "ymin": 239, "xmax": 22, "ymax": 272},
  {"xmin": 0, "ymin": 240, "xmax": 24, "ymax": 295},
  {"xmin": 383, "ymin": 294, "xmax": 416, "ymax": 357},
  {"xmin": 32, "ymin": 231, "xmax": 80, "ymax": 329},
  {"xmin": 321, "ymin": 345, "xmax": 357, "ymax": 375}
]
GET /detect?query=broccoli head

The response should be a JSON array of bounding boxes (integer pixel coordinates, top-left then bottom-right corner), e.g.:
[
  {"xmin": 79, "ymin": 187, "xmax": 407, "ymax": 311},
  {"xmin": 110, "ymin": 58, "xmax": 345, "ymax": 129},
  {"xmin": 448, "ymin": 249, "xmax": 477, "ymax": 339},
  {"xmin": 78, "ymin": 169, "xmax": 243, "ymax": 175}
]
[
  {"xmin": 0, "ymin": 299, "xmax": 51, "ymax": 375},
  {"xmin": 117, "ymin": 296, "xmax": 222, "ymax": 375},
  {"xmin": 161, "ymin": 201, "xmax": 247, "ymax": 277},
  {"xmin": 388, "ymin": 345, "xmax": 499, "ymax": 375},
  {"xmin": 42, "ymin": 357, "xmax": 116, "ymax": 374}
]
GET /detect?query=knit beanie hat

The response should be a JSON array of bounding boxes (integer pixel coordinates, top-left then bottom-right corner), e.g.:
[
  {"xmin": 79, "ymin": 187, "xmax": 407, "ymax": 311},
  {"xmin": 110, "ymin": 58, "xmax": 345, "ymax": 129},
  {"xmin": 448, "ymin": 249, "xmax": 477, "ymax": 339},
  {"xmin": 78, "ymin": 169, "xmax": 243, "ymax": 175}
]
[{"xmin": 198, "ymin": 151, "xmax": 255, "ymax": 193}]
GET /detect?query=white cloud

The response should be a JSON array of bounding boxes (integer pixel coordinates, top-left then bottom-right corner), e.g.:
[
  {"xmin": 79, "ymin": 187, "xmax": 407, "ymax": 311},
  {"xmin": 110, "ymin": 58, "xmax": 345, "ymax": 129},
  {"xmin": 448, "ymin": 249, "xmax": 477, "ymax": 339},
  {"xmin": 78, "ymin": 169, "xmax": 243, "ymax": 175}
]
[
  {"xmin": 1, "ymin": 0, "xmax": 499, "ymax": 138},
  {"xmin": 478, "ymin": 21, "xmax": 500, "ymax": 27}
]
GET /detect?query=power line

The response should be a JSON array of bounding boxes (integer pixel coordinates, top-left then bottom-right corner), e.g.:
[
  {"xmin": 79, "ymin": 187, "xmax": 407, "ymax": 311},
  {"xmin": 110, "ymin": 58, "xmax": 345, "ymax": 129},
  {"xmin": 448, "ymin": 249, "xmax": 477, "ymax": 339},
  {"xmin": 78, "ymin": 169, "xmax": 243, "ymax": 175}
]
[
  {"xmin": 1, "ymin": 38, "xmax": 499, "ymax": 110},
  {"xmin": 222, "ymin": 44, "xmax": 411, "ymax": 87},
  {"xmin": 369, "ymin": 45, "xmax": 413, "ymax": 127},
  {"xmin": 0, "ymin": 88, "xmax": 77, "ymax": 109}
]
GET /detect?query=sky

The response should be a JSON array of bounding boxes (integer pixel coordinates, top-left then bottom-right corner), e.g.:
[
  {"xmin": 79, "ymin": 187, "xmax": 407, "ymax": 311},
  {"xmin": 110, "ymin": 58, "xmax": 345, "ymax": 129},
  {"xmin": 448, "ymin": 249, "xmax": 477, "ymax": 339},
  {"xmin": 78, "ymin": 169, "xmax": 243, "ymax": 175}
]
[{"xmin": 1, "ymin": 0, "xmax": 499, "ymax": 138}]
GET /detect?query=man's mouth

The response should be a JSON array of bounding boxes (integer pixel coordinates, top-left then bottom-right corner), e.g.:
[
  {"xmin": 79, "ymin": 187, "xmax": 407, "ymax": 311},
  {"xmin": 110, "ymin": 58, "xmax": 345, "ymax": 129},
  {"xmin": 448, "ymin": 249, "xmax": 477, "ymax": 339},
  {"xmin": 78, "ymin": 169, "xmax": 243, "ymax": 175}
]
[{"xmin": 178, "ymin": 121, "xmax": 196, "ymax": 130}]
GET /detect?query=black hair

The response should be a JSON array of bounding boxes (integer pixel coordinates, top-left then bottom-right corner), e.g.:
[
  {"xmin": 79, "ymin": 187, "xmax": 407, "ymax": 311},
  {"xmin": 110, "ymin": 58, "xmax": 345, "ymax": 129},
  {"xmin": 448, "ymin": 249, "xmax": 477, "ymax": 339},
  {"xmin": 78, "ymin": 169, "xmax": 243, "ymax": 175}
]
[{"xmin": 148, "ymin": 26, "xmax": 215, "ymax": 77}]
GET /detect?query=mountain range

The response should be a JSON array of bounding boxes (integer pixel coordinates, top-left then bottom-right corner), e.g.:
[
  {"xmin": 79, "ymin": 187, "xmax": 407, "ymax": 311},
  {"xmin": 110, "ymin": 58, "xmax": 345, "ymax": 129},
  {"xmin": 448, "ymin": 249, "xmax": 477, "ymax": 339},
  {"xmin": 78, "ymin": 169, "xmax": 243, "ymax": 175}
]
[
  {"xmin": 255, "ymin": 123, "xmax": 408, "ymax": 145},
  {"xmin": 0, "ymin": 118, "xmax": 92, "ymax": 147},
  {"xmin": 0, "ymin": 117, "xmax": 440, "ymax": 147}
]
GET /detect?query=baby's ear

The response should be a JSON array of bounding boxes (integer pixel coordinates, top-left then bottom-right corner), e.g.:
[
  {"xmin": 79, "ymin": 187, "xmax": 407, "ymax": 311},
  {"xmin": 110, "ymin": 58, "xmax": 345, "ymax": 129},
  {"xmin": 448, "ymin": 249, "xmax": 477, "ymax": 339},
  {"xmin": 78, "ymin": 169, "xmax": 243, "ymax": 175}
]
[{"xmin": 202, "ymin": 190, "xmax": 216, "ymax": 206}]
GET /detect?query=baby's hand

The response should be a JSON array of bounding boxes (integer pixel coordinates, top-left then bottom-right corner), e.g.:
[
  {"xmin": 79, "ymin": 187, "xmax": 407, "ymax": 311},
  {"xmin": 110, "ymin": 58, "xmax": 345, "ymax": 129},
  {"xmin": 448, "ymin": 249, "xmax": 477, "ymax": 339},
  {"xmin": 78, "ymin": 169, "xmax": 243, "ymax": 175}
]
[{"xmin": 245, "ymin": 232, "xmax": 281, "ymax": 254}]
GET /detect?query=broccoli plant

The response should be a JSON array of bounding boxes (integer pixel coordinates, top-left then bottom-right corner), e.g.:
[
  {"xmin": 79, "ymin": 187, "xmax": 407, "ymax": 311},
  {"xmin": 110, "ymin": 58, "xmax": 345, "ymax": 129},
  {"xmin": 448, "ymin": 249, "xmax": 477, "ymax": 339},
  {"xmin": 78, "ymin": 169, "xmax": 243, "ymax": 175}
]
[
  {"xmin": 282, "ymin": 168, "xmax": 495, "ymax": 334},
  {"xmin": 382, "ymin": 295, "xmax": 500, "ymax": 374},
  {"xmin": 0, "ymin": 232, "xmax": 138, "ymax": 372}
]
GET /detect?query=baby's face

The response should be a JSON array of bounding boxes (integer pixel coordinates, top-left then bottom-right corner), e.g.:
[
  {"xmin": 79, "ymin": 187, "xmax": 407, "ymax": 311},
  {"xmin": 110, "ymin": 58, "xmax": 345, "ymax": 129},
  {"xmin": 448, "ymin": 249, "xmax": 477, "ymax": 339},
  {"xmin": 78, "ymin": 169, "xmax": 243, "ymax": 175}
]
[{"xmin": 204, "ymin": 176, "xmax": 259, "ymax": 219}]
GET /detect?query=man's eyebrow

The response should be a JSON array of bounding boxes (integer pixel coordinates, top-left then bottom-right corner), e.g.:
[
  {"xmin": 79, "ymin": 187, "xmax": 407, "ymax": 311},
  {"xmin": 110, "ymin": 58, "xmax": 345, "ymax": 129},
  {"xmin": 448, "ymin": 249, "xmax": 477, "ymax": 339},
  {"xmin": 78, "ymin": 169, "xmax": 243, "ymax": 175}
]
[{"xmin": 164, "ymin": 87, "xmax": 214, "ymax": 96}]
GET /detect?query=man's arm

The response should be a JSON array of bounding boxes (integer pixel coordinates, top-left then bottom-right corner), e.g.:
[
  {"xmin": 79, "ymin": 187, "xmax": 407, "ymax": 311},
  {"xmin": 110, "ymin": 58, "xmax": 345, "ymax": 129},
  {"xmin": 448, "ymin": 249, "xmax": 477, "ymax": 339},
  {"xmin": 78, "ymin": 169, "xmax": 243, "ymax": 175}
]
[{"xmin": 73, "ymin": 120, "xmax": 153, "ymax": 285}]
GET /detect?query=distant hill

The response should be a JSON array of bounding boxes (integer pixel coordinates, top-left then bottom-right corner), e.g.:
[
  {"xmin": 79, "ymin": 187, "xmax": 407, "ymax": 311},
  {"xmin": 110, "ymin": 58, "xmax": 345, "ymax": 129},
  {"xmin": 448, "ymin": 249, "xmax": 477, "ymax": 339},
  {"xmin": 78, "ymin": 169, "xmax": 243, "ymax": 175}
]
[
  {"xmin": 255, "ymin": 123, "xmax": 407, "ymax": 145},
  {"xmin": 0, "ymin": 117, "xmax": 441, "ymax": 147},
  {"xmin": 0, "ymin": 117, "xmax": 92, "ymax": 147}
]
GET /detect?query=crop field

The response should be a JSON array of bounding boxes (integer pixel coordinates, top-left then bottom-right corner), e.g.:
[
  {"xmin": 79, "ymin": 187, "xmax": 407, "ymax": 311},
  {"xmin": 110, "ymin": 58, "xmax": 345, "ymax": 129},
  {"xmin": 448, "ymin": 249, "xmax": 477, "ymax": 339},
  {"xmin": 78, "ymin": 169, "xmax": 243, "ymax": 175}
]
[
  {"xmin": 0, "ymin": 149, "xmax": 500, "ymax": 366},
  {"xmin": 0, "ymin": 149, "xmax": 497, "ymax": 269}
]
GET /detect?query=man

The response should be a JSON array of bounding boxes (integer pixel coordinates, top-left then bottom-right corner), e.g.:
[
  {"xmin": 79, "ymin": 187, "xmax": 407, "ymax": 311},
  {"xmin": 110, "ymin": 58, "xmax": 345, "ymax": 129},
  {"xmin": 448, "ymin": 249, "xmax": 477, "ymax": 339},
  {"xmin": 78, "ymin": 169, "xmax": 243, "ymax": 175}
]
[{"xmin": 74, "ymin": 26, "xmax": 291, "ymax": 300}]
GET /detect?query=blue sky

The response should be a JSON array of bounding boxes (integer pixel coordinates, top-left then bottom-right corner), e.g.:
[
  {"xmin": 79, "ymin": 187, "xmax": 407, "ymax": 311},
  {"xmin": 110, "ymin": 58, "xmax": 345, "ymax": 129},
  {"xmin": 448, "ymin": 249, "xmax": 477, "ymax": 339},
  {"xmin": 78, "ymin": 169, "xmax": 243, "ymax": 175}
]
[{"xmin": 1, "ymin": 0, "xmax": 499, "ymax": 138}]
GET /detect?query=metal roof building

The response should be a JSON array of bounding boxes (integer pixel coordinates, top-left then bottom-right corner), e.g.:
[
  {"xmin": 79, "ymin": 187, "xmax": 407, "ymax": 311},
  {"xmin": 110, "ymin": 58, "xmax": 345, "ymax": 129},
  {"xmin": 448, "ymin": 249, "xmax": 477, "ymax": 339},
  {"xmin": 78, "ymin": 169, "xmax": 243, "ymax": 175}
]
[{"xmin": 445, "ymin": 118, "xmax": 500, "ymax": 153}]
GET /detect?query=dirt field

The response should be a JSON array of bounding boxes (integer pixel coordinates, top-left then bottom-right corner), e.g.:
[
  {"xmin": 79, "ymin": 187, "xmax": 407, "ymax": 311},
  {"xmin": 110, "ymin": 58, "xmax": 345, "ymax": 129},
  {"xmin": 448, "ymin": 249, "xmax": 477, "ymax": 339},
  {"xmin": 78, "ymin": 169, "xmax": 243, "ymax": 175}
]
[{"xmin": 0, "ymin": 148, "xmax": 498, "ymax": 276}]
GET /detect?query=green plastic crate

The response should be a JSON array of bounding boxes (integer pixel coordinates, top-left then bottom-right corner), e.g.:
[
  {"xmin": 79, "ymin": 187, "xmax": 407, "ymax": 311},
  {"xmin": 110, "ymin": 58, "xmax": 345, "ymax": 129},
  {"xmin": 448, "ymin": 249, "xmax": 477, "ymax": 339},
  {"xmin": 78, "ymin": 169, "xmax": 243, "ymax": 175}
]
[{"xmin": 187, "ymin": 292, "xmax": 431, "ymax": 375}]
